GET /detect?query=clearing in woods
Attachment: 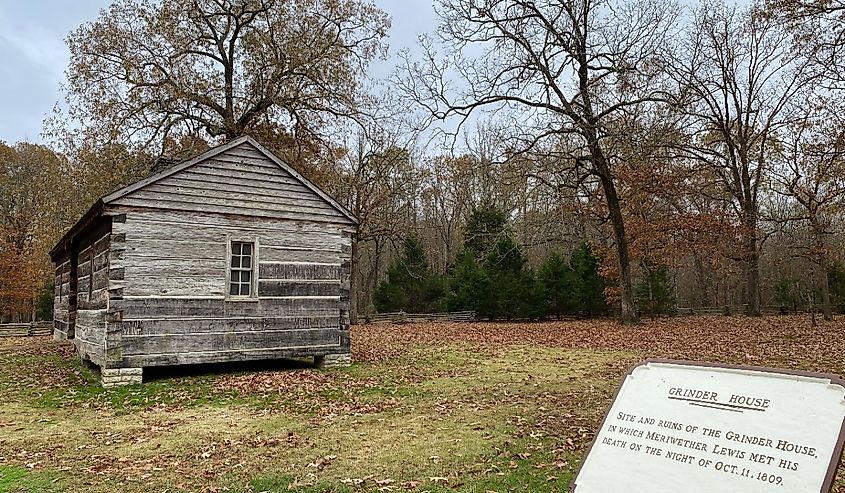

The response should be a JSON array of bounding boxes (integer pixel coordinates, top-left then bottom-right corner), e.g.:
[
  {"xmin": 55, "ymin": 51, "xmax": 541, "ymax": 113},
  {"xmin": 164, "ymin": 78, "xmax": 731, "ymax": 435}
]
[{"xmin": 0, "ymin": 315, "xmax": 844, "ymax": 493}]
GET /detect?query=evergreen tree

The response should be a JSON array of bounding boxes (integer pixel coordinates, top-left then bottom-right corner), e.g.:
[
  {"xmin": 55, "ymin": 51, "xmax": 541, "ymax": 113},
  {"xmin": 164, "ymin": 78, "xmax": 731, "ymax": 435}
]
[
  {"xmin": 373, "ymin": 237, "xmax": 443, "ymax": 313},
  {"xmin": 444, "ymin": 250, "xmax": 491, "ymax": 314},
  {"xmin": 635, "ymin": 265, "xmax": 676, "ymax": 318},
  {"xmin": 569, "ymin": 242, "xmax": 607, "ymax": 316},
  {"xmin": 484, "ymin": 236, "xmax": 541, "ymax": 320},
  {"xmin": 539, "ymin": 252, "xmax": 576, "ymax": 320},
  {"xmin": 828, "ymin": 264, "xmax": 845, "ymax": 314},
  {"xmin": 464, "ymin": 205, "xmax": 508, "ymax": 260},
  {"xmin": 445, "ymin": 233, "xmax": 544, "ymax": 320},
  {"xmin": 36, "ymin": 281, "xmax": 54, "ymax": 321},
  {"xmin": 774, "ymin": 277, "xmax": 802, "ymax": 313}
]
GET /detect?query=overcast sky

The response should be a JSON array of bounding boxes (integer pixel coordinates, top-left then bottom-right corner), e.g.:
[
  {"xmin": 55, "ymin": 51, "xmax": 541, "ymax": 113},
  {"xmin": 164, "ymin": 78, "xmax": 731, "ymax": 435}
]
[{"xmin": 0, "ymin": 1, "xmax": 439, "ymax": 145}]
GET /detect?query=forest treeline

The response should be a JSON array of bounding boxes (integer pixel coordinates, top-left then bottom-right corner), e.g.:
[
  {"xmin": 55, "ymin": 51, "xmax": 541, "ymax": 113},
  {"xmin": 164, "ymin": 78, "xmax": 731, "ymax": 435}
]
[
  {"xmin": 1, "ymin": 0, "xmax": 844, "ymax": 322},
  {"xmin": 373, "ymin": 206, "xmax": 613, "ymax": 320}
]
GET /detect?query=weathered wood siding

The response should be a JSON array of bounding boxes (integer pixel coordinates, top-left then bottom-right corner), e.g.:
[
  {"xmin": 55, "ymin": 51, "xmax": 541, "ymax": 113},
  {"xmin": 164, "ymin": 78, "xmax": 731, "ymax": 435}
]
[
  {"xmin": 109, "ymin": 142, "xmax": 347, "ymax": 223},
  {"xmin": 53, "ymin": 260, "xmax": 71, "ymax": 339},
  {"xmin": 53, "ymin": 139, "xmax": 355, "ymax": 371},
  {"xmin": 105, "ymin": 209, "xmax": 351, "ymax": 367},
  {"xmin": 73, "ymin": 231, "xmax": 111, "ymax": 365}
]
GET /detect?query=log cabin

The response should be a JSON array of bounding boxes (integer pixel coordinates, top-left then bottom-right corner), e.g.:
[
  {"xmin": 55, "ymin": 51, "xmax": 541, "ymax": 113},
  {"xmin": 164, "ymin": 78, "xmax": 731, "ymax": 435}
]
[{"xmin": 49, "ymin": 136, "xmax": 356, "ymax": 387}]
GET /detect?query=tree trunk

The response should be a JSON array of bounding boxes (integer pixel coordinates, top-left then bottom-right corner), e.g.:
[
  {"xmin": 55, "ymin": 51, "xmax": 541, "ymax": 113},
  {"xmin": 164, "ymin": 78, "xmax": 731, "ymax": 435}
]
[
  {"xmin": 812, "ymin": 227, "xmax": 833, "ymax": 321},
  {"xmin": 743, "ymin": 212, "xmax": 761, "ymax": 316},
  {"xmin": 818, "ymin": 264, "xmax": 833, "ymax": 321},
  {"xmin": 693, "ymin": 254, "xmax": 712, "ymax": 307},
  {"xmin": 597, "ymin": 167, "xmax": 638, "ymax": 324}
]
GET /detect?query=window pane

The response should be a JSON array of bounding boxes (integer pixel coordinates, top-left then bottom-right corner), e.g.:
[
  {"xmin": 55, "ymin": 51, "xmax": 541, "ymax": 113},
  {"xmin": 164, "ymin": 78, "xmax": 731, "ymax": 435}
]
[{"xmin": 228, "ymin": 241, "xmax": 255, "ymax": 297}]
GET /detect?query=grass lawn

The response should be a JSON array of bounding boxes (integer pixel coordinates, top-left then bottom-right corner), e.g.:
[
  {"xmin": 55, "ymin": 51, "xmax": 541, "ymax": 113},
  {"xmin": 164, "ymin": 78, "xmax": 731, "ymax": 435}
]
[{"xmin": 0, "ymin": 315, "xmax": 844, "ymax": 492}]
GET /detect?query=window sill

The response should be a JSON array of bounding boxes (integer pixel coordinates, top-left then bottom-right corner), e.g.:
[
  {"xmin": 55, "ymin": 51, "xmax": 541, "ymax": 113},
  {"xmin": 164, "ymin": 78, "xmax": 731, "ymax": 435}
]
[{"xmin": 224, "ymin": 297, "xmax": 260, "ymax": 303}]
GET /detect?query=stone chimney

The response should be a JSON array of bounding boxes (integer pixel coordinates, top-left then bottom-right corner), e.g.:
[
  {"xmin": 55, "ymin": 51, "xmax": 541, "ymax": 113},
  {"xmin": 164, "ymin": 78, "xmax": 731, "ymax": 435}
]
[{"xmin": 150, "ymin": 156, "xmax": 181, "ymax": 175}]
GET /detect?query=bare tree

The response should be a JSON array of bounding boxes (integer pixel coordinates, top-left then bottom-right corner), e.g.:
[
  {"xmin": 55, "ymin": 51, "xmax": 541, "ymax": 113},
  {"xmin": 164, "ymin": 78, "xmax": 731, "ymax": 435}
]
[
  {"xmin": 771, "ymin": 97, "xmax": 845, "ymax": 320},
  {"xmin": 419, "ymin": 154, "xmax": 479, "ymax": 274},
  {"xmin": 767, "ymin": 0, "xmax": 845, "ymax": 88},
  {"xmin": 331, "ymin": 129, "xmax": 421, "ymax": 321},
  {"xmin": 64, "ymin": 0, "xmax": 389, "ymax": 149},
  {"xmin": 397, "ymin": 0, "xmax": 679, "ymax": 323},
  {"xmin": 668, "ymin": 1, "xmax": 816, "ymax": 315}
]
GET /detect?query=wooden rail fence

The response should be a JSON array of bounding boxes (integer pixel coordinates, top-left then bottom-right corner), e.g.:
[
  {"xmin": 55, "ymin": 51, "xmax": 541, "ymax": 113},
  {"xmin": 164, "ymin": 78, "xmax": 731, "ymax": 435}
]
[
  {"xmin": 0, "ymin": 322, "xmax": 53, "ymax": 338},
  {"xmin": 675, "ymin": 305, "xmax": 819, "ymax": 316},
  {"xmin": 363, "ymin": 311, "xmax": 476, "ymax": 324}
]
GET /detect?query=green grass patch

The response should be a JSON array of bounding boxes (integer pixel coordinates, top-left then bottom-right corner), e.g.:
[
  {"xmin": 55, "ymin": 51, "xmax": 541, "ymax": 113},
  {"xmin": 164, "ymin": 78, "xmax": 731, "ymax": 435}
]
[
  {"xmin": 34, "ymin": 375, "xmax": 238, "ymax": 412},
  {"xmin": 0, "ymin": 466, "xmax": 62, "ymax": 493},
  {"xmin": 0, "ymin": 342, "xmax": 627, "ymax": 493}
]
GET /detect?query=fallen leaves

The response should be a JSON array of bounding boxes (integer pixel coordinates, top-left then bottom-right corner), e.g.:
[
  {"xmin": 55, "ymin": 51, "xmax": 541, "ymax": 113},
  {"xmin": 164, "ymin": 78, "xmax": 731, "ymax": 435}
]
[
  {"xmin": 1, "ymin": 315, "xmax": 844, "ymax": 492},
  {"xmin": 352, "ymin": 315, "xmax": 845, "ymax": 378}
]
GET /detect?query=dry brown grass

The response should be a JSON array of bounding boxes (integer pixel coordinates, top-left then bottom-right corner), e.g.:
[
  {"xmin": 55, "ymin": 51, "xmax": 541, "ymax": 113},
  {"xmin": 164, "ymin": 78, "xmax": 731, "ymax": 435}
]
[{"xmin": 0, "ymin": 314, "xmax": 843, "ymax": 492}]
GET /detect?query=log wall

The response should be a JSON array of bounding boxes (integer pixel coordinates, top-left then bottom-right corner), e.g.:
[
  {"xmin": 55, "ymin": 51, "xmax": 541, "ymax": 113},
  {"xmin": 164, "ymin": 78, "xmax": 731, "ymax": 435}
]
[
  {"xmin": 53, "ymin": 226, "xmax": 111, "ymax": 366},
  {"xmin": 53, "ymin": 260, "xmax": 71, "ymax": 339},
  {"xmin": 73, "ymin": 231, "xmax": 111, "ymax": 365},
  {"xmin": 105, "ymin": 208, "xmax": 352, "ymax": 368},
  {"xmin": 53, "ymin": 139, "xmax": 355, "ymax": 370}
]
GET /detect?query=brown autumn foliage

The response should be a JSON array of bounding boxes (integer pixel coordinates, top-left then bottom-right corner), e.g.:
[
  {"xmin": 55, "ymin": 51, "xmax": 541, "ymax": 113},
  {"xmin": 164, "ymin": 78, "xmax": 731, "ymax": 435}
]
[
  {"xmin": 63, "ymin": 0, "xmax": 389, "ymax": 146},
  {"xmin": 0, "ymin": 142, "xmax": 69, "ymax": 321}
]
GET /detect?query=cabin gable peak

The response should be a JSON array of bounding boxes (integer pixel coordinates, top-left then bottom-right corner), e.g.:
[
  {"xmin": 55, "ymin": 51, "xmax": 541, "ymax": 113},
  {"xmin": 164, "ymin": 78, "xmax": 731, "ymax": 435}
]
[{"xmin": 103, "ymin": 136, "xmax": 357, "ymax": 225}]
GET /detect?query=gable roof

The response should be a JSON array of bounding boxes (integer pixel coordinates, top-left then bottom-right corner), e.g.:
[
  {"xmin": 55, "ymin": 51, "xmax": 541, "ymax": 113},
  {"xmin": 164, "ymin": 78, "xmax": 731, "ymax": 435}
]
[
  {"xmin": 102, "ymin": 135, "xmax": 358, "ymax": 224},
  {"xmin": 51, "ymin": 136, "xmax": 357, "ymax": 260}
]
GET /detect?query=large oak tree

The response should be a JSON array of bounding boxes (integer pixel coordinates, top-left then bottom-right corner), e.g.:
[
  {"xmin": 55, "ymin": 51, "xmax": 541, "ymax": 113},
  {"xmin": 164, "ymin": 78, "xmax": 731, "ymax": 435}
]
[
  {"xmin": 398, "ymin": 0, "xmax": 679, "ymax": 323},
  {"xmin": 65, "ymin": 0, "xmax": 390, "ymax": 148}
]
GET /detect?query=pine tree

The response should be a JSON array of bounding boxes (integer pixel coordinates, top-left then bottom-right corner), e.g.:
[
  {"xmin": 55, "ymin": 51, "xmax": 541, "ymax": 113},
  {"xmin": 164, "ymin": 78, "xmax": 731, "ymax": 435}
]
[
  {"xmin": 485, "ymin": 236, "xmax": 524, "ymax": 319},
  {"xmin": 482, "ymin": 236, "xmax": 545, "ymax": 320},
  {"xmin": 444, "ymin": 250, "xmax": 491, "ymax": 315},
  {"xmin": 445, "ymin": 230, "xmax": 545, "ymax": 320},
  {"xmin": 635, "ymin": 265, "xmax": 676, "ymax": 318},
  {"xmin": 774, "ymin": 277, "xmax": 802, "ymax": 313},
  {"xmin": 570, "ymin": 242, "xmax": 607, "ymax": 316},
  {"xmin": 539, "ymin": 252, "xmax": 576, "ymax": 320},
  {"xmin": 464, "ymin": 205, "xmax": 508, "ymax": 260},
  {"xmin": 36, "ymin": 281, "xmax": 55, "ymax": 321},
  {"xmin": 373, "ymin": 237, "xmax": 443, "ymax": 313}
]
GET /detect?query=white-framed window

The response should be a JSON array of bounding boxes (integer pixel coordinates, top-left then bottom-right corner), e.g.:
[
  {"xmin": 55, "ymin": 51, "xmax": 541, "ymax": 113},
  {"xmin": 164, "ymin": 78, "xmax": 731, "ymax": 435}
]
[{"xmin": 228, "ymin": 240, "xmax": 256, "ymax": 297}]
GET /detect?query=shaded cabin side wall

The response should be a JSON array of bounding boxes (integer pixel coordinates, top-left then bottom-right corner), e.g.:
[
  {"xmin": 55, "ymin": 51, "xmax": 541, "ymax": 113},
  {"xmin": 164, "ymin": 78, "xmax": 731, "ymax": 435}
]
[
  {"xmin": 73, "ymin": 231, "xmax": 112, "ymax": 365},
  {"xmin": 53, "ymin": 260, "xmax": 71, "ymax": 339},
  {"xmin": 107, "ymin": 208, "xmax": 353, "ymax": 368}
]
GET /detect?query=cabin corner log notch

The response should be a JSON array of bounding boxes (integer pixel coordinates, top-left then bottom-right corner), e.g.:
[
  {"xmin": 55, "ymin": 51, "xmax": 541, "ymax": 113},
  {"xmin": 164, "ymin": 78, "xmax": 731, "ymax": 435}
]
[{"xmin": 49, "ymin": 136, "xmax": 357, "ymax": 387}]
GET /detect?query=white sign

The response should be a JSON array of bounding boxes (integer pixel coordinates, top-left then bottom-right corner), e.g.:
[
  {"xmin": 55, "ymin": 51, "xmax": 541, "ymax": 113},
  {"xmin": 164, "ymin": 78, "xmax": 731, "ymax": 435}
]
[{"xmin": 572, "ymin": 360, "xmax": 845, "ymax": 493}]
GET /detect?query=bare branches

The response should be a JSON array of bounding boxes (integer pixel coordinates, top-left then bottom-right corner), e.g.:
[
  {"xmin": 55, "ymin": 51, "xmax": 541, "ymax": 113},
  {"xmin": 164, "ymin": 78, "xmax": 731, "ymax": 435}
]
[
  {"xmin": 396, "ymin": 0, "xmax": 681, "ymax": 323},
  {"xmin": 62, "ymin": 0, "xmax": 389, "ymax": 151}
]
